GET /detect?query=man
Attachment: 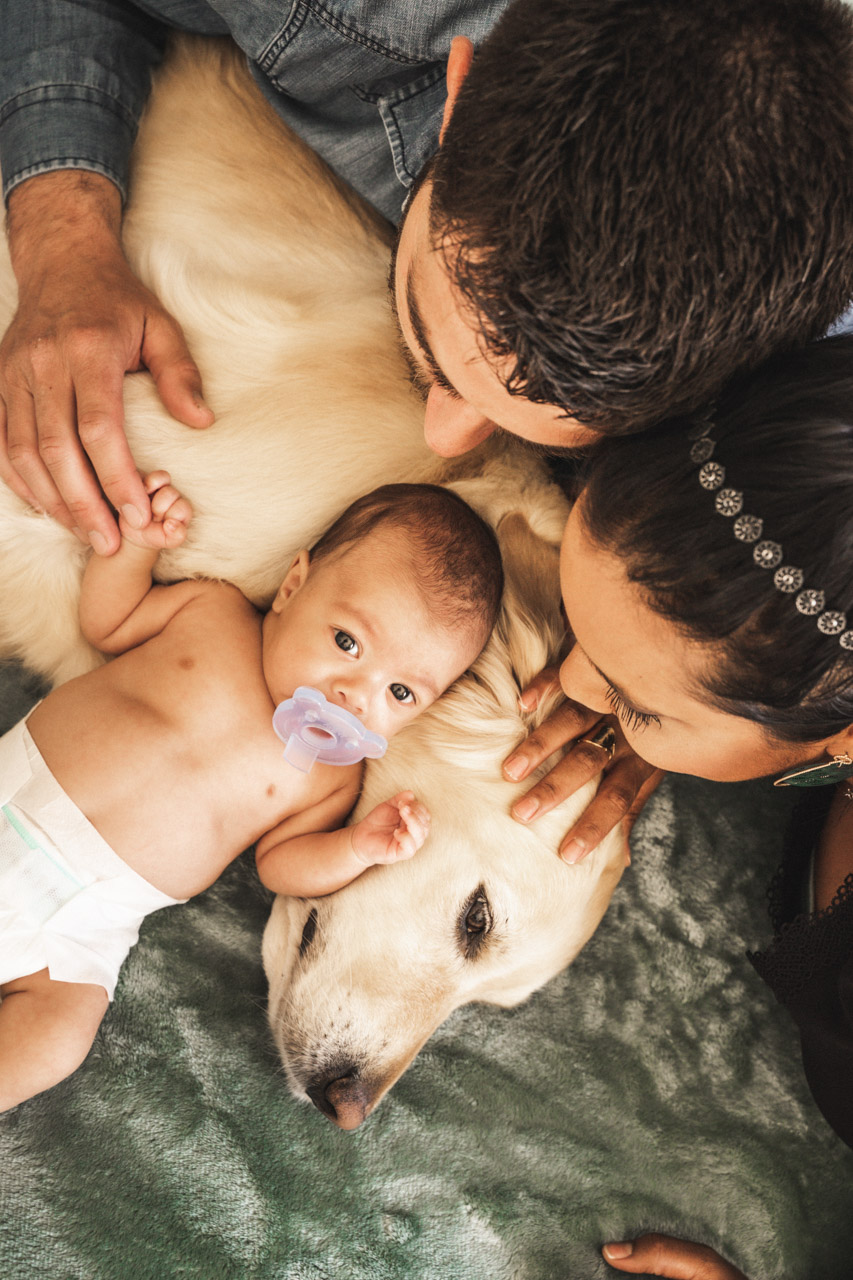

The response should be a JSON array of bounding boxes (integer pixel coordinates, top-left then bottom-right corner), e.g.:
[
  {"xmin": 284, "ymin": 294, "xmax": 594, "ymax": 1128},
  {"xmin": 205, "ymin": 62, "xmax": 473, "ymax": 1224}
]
[{"xmin": 2, "ymin": 0, "xmax": 853, "ymax": 865}]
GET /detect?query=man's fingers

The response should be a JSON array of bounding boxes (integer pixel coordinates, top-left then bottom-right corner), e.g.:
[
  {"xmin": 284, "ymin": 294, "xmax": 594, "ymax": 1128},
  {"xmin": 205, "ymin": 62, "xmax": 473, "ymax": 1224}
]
[
  {"xmin": 603, "ymin": 1234, "xmax": 749, "ymax": 1279},
  {"xmin": 143, "ymin": 312, "xmax": 214, "ymax": 430},
  {"xmin": 504, "ymin": 697, "xmax": 597, "ymax": 782},
  {"xmin": 70, "ymin": 353, "xmax": 151, "ymax": 540},
  {"xmin": 559, "ymin": 754, "xmax": 657, "ymax": 862}
]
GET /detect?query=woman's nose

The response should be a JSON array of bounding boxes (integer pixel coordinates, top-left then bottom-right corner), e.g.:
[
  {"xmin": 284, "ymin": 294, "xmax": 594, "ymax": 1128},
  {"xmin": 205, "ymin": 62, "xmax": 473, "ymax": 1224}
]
[
  {"xmin": 422, "ymin": 384, "xmax": 497, "ymax": 458},
  {"xmin": 559, "ymin": 646, "xmax": 610, "ymax": 715}
]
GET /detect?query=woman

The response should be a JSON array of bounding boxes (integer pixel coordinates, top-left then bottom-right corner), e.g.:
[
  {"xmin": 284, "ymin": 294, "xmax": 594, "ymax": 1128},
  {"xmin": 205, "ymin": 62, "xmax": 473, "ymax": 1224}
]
[{"xmin": 558, "ymin": 336, "xmax": 853, "ymax": 1277}]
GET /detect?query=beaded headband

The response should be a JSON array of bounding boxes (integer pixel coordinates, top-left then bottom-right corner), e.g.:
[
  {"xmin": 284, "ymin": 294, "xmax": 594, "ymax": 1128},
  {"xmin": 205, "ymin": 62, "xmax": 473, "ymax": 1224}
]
[{"xmin": 689, "ymin": 419, "xmax": 853, "ymax": 650}]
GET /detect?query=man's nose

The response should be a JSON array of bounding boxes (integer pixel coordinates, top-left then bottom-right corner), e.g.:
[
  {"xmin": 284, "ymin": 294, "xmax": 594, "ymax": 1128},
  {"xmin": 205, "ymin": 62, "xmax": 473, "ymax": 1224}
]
[{"xmin": 422, "ymin": 384, "xmax": 497, "ymax": 457}]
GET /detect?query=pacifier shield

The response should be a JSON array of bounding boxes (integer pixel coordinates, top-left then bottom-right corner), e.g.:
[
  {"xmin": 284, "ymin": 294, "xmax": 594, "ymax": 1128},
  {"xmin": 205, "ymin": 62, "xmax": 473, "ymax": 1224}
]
[{"xmin": 272, "ymin": 687, "xmax": 387, "ymax": 772}]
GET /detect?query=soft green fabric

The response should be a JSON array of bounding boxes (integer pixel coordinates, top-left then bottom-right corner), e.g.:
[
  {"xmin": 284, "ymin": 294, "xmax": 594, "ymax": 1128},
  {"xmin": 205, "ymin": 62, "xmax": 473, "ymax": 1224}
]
[{"xmin": 1, "ymin": 666, "xmax": 851, "ymax": 1279}]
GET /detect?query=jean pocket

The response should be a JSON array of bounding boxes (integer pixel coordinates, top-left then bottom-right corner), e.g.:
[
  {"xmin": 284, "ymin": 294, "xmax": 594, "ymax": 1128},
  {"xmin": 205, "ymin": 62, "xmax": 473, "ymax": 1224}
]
[{"xmin": 376, "ymin": 63, "xmax": 446, "ymax": 187}]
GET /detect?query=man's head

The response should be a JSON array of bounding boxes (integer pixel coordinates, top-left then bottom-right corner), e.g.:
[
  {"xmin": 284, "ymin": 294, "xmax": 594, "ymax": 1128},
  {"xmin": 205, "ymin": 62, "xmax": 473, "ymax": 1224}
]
[
  {"xmin": 393, "ymin": 0, "xmax": 853, "ymax": 456},
  {"xmin": 262, "ymin": 484, "xmax": 504, "ymax": 739}
]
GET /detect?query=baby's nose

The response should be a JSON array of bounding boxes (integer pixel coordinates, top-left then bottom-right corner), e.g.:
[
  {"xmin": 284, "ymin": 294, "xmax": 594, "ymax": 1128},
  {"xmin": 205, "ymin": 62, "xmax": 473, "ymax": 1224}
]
[{"xmin": 334, "ymin": 676, "xmax": 369, "ymax": 716}]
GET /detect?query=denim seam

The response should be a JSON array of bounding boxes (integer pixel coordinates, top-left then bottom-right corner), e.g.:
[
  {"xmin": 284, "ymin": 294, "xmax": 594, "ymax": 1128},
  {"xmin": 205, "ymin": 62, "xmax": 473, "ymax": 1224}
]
[
  {"xmin": 261, "ymin": 0, "xmax": 424, "ymax": 69},
  {"xmin": 353, "ymin": 63, "xmax": 444, "ymax": 106},
  {"xmin": 0, "ymin": 85, "xmax": 138, "ymax": 133},
  {"xmin": 377, "ymin": 71, "xmax": 445, "ymax": 182}
]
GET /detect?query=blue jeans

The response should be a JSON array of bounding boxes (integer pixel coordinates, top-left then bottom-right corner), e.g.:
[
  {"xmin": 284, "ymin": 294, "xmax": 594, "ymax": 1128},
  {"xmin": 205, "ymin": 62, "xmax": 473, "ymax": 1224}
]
[{"xmin": 0, "ymin": 0, "xmax": 511, "ymax": 223}]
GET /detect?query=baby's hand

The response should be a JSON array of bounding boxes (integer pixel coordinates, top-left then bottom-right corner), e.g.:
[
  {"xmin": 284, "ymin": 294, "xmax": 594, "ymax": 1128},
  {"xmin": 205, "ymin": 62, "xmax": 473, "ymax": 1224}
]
[
  {"xmin": 119, "ymin": 471, "xmax": 192, "ymax": 550},
  {"xmin": 350, "ymin": 791, "xmax": 431, "ymax": 867}
]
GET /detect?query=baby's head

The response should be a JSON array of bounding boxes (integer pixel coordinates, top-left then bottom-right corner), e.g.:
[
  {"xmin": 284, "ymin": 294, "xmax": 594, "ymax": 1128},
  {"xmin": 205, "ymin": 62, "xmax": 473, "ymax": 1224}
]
[
  {"xmin": 263, "ymin": 483, "xmax": 503, "ymax": 740},
  {"xmin": 559, "ymin": 334, "xmax": 853, "ymax": 781}
]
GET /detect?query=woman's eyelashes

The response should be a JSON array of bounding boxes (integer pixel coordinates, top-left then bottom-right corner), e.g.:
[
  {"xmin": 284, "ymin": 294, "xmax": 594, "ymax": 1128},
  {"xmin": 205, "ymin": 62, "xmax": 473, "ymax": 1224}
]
[
  {"xmin": 334, "ymin": 629, "xmax": 359, "ymax": 655},
  {"xmin": 604, "ymin": 682, "xmax": 660, "ymax": 731}
]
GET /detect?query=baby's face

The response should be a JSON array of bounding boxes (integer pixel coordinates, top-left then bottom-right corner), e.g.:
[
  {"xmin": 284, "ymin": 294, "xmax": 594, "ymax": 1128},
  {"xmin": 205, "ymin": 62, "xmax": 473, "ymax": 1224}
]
[{"xmin": 262, "ymin": 527, "xmax": 480, "ymax": 742}]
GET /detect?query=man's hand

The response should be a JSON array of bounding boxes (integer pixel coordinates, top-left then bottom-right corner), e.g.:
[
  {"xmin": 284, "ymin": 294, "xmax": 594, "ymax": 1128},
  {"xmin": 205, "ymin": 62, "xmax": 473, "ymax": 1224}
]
[
  {"xmin": 502, "ymin": 666, "xmax": 662, "ymax": 863},
  {"xmin": 350, "ymin": 791, "xmax": 431, "ymax": 866},
  {"xmin": 602, "ymin": 1233, "xmax": 750, "ymax": 1279},
  {"xmin": 0, "ymin": 171, "xmax": 214, "ymax": 555}
]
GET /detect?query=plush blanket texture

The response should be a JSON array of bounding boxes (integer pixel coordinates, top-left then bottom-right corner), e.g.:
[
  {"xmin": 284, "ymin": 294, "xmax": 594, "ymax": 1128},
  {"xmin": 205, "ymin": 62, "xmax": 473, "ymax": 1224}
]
[{"xmin": 1, "ymin": 664, "xmax": 851, "ymax": 1280}]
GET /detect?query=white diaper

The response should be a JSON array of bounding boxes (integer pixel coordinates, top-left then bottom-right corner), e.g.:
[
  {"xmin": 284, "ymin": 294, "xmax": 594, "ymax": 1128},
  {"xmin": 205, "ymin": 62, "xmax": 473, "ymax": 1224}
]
[{"xmin": 0, "ymin": 714, "xmax": 185, "ymax": 999}]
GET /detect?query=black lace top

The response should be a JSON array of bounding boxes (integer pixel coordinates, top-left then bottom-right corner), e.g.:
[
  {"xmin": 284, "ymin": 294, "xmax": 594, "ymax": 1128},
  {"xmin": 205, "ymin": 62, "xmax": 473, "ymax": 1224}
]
[{"xmin": 749, "ymin": 790, "xmax": 853, "ymax": 1150}]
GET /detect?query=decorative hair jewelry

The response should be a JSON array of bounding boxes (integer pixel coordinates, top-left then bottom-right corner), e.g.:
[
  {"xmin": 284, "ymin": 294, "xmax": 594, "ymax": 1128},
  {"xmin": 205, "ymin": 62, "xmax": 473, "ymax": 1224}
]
[{"xmin": 689, "ymin": 419, "xmax": 853, "ymax": 649}]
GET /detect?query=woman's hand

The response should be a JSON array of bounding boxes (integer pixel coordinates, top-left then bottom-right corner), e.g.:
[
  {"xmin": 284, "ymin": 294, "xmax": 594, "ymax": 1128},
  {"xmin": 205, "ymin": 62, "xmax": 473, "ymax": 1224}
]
[
  {"xmin": 602, "ymin": 1234, "xmax": 750, "ymax": 1278},
  {"xmin": 601, "ymin": 1233, "xmax": 747, "ymax": 1274},
  {"xmin": 502, "ymin": 666, "xmax": 662, "ymax": 863}
]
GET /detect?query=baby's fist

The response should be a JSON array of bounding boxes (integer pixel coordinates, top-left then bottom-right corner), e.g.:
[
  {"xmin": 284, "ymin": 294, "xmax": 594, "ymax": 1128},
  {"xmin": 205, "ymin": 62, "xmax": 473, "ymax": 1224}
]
[
  {"xmin": 120, "ymin": 470, "xmax": 192, "ymax": 550},
  {"xmin": 351, "ymin": 791, "xmax": 431, "ymax": 867}
]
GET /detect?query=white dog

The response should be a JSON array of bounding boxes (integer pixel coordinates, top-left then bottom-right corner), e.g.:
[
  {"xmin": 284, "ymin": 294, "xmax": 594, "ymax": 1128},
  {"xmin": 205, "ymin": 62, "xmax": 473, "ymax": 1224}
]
[{"xmin": 0, "ymin": 38, "xmax": 625, "ymax": 1126}]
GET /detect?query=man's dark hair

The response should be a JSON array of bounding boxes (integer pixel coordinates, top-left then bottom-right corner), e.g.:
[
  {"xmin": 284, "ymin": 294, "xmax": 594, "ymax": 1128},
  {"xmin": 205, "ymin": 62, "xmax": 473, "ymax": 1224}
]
[
  {"xmin": 578, "ymin": 334, "xmax": 853, "ymax": 743},
  {"xmin": 431, "ymin": 0, "xmax": 853, "ymax": 433},
  {"xmin": 310, "ymin": 482, "xmax": 504, "ymax": 651}
]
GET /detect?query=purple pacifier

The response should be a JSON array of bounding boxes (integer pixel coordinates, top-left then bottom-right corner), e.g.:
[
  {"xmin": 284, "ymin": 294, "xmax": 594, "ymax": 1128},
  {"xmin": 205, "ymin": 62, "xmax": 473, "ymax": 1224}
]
[{"xmin": 272, "ymin": 686, "xmax": 387, "ymax": 772}]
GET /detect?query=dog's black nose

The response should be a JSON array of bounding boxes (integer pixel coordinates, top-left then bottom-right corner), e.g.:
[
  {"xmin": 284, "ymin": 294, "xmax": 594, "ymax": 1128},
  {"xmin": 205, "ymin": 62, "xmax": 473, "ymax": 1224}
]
[{"xmin": 306, "ymin": 1067, "xmax": 372, "ymax": 1130}]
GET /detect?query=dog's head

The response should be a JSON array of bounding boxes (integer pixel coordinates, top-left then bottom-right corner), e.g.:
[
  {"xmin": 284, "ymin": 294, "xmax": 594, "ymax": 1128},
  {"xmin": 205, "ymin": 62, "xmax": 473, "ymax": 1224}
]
[{"xmin": 262, "ymin": 498, "xmax": 626, "ymax": 1128}]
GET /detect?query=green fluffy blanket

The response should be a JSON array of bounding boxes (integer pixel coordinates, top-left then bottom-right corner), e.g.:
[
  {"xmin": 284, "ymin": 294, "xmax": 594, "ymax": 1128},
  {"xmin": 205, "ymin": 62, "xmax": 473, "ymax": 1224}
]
[{"xmin": 1, "ymin": 663, "xmax": 851, "ymax": 1279}]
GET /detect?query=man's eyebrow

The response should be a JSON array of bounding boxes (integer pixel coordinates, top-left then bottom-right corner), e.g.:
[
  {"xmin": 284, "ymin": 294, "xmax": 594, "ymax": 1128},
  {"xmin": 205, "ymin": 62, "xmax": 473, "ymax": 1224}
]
[{"xmin": 405, "ymin": 263, "xmax": 462, "ymax": 398}]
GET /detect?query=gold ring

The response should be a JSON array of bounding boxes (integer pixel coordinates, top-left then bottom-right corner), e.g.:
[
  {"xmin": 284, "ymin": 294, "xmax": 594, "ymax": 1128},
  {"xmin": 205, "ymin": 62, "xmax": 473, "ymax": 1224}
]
[{"xmin": 579, "ymin": 723, "xmax": 617, "ymax": 763}]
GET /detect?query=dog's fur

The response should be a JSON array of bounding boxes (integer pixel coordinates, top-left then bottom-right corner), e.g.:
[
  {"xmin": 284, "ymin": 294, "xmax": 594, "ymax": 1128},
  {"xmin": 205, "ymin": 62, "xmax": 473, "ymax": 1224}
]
[{"xmin": 0, "ymin": 39, "xmax": 625, "ymax": 1126}]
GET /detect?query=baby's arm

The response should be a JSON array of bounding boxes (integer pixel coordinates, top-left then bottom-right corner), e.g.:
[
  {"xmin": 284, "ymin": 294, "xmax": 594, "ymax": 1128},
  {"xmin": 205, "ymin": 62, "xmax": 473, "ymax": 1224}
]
[
  {"xmin": 79, "ymin": 471, "xmax": 202, "ymax": 653},
  {"xmin": 256, "ymin": 788, "xmax": 430, "ymax": 898}
]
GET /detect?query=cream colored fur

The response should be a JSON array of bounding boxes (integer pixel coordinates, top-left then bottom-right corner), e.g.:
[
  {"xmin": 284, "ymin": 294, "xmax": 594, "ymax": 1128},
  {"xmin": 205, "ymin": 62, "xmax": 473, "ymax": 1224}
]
[{"xmin": 0, "ymin": 38, "xmax": 624, "ymax": 1124}]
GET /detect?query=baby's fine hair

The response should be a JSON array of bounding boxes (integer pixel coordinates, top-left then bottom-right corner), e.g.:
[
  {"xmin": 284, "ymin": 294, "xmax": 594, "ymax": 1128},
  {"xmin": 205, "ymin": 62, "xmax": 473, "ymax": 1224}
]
[
  {"xmin": 310, "ymin": 483, "xmax": 504, "ymax": 650},
  {"xmin": 578, "ymin": 335, "xmax": 853, "ymax": 744}
]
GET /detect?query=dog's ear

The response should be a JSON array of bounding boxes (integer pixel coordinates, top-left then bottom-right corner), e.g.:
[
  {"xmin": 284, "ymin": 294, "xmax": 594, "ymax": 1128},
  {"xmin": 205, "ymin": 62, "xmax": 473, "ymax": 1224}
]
[
  {"xmin": 494, "ymin": 510, "xmax": 566, "ymax": 693},
  {"xmin": 496, "ymin": 510, "xmax": 562, "ymax": 622}
]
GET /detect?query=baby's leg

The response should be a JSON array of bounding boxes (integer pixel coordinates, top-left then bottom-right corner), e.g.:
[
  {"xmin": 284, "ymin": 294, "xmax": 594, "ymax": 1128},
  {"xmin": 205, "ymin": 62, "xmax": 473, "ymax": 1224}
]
[{"xmin": 0, "ymin": 968, "xmax": 108, "ymax": 1110}]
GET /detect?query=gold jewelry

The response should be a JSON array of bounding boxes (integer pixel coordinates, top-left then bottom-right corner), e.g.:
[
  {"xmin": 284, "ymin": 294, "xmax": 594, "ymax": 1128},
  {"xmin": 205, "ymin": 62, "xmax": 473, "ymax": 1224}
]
[{"xmin": 579, "ymin": 723, "xmax": 617, "ymax": 763}]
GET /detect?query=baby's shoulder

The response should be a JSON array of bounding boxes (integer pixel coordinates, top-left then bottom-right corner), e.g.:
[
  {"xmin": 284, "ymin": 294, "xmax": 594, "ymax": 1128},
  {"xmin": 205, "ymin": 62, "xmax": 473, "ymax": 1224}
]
[{"xmin": 180, "ymin": 579, "xmax": 258, "ymax": 628}]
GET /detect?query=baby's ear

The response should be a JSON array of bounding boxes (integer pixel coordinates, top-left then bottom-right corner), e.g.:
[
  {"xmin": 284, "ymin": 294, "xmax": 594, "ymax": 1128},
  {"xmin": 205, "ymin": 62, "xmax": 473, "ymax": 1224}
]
[{"xmin": 271, "ymin": 549, "xmax": 310, "ymax": 611}]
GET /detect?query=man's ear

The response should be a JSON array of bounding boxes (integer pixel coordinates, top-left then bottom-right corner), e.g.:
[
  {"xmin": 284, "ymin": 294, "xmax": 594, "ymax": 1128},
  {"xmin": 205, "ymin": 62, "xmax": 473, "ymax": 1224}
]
[
  {"xmin": 271, "ymin": 549, "xmax": 310, "ymax": 613},
  {"xmin": 440, "ymin": 36, "xmax": 474, "ymax": 143}
]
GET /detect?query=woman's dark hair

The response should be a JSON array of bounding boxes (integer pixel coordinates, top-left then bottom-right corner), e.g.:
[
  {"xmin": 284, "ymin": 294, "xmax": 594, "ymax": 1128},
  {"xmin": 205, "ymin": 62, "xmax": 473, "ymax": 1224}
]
[
  {"xmin": 577, "ymin": 335, "xmax": 853, "ymax": 743},
  {"xmin": 431, "ymin": 0, "xmax": 853, "ymax": 434}
]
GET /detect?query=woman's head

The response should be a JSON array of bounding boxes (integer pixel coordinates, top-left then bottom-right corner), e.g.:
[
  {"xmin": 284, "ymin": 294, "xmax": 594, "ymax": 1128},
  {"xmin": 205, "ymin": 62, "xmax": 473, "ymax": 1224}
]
[{"xmin": 559, "ymin": 335, "xmax": 853, "ymax": 780}]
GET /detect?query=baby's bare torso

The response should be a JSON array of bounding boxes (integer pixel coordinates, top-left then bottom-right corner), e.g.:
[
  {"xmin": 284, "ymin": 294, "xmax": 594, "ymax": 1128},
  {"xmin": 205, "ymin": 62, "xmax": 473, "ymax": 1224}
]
[{"xmin": 26, "ymin": 582, "xmax": 357, "ymax": 899}]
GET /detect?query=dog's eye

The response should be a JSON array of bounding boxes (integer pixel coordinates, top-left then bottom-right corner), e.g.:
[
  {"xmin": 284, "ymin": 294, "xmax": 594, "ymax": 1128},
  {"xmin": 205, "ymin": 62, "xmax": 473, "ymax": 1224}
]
[
  {"xmin": 457, "ymin": 885, "xmax": 492, "ymax": 959},
  {"xmin": 299, "ymin": 907, "xmax": 318, "ymax": 958}
]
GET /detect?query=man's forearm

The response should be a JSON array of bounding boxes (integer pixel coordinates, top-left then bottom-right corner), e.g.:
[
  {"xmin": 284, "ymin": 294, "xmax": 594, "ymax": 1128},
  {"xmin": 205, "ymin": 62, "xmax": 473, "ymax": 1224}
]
[{"xmin": 7, "ymin": 172, "xmax": 124, "ymax": 286}]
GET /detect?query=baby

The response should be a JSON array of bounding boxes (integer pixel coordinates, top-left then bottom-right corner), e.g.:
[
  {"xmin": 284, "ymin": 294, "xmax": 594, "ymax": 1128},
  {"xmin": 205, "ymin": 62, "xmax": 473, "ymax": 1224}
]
[{"xmin": 0, "ymin": 476, "xmax": 503, "ymax": 1110}]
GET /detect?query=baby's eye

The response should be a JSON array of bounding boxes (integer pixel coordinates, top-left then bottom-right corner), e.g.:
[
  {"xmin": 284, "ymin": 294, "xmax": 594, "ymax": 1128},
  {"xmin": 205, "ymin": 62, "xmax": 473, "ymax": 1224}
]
[
  {"xmin": 334, "ymin": 630, "xmax": 359, "ymax": 655},
  {"xmin": 389, "ymin": 682, "xmax": 414, "ymax": 704}
]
